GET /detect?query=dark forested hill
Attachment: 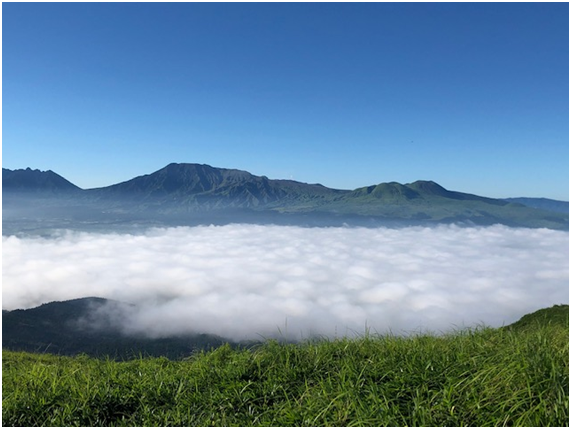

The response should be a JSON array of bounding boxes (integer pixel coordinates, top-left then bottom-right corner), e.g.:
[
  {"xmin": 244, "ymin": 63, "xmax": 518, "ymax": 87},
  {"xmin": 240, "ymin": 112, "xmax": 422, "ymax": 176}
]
[{"xmin": 2, "ymin": 297, "xmax": 241, "ymax": 360}]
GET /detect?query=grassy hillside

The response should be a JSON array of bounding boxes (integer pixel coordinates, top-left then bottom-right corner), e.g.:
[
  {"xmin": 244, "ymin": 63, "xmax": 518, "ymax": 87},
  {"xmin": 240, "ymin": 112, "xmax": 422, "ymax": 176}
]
[
  {"xmin": 3, "ymin": 305, "xmax": 568, "ymax": 427},
  {"xmin": 505, "ymin": 304, "xmax": 569, "ymax": 331}
]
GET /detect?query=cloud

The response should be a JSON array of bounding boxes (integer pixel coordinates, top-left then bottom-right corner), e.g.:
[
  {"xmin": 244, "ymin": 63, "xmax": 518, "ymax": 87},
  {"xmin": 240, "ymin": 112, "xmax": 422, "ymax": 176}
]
[{"xmin": 2, "ymin": 224, "xmax": 568, "ymax": 340}]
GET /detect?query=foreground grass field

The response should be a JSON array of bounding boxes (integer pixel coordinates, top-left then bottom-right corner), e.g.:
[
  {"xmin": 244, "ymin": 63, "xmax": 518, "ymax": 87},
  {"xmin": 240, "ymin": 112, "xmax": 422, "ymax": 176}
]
[{"xmin": 3, "ymin": 305, "xmax": 568, "ymax": 427}]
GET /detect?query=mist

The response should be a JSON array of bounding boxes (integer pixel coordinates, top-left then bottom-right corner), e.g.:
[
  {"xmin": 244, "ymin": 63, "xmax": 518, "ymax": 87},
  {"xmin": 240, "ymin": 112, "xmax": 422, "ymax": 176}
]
[{"xmin": 3, "ymin": 224, "xmax": 568, "ymax": 340}]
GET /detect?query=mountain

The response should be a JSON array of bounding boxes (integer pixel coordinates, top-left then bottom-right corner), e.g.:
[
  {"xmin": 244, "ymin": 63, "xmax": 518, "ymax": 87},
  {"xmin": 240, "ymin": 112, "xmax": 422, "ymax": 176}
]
[
  {"xmin": 2, "ymin": 167, "xmax": 81, "ymax": 193},
  {"xmin": 2, "ymin": 163, "xmax": 569, "ymax": 232},
  {"xmin": 503, "ymin": 197, "xmax": 569, "ymax": 214},
  {"xmin": 2, "ymin": 297, "xmax": 243, "ymax": 360},
  {"xmin": 88, "ymin": 162, "xmax": 343, "ymax": 210}
]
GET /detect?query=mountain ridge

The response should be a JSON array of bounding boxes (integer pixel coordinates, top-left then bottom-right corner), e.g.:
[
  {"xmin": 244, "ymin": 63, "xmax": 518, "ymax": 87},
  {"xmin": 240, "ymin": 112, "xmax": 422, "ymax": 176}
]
[
  {"xmin": 2, "ymin": 167, "xmax": 82, "ymax": 193},
  {"xmin": 4, "ymin": 163, "xmax": 568, "ymax": 205},
  {"xmin": 2, "ymin": 163, "xmax": 569, "ymax": 231}
]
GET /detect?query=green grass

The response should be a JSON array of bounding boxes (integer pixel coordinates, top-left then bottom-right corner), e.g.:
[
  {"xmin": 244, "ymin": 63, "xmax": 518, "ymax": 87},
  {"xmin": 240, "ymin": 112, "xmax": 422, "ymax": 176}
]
[{"xmin": 3, "ymin": 307, "xmax": 568, "ymax": 426}]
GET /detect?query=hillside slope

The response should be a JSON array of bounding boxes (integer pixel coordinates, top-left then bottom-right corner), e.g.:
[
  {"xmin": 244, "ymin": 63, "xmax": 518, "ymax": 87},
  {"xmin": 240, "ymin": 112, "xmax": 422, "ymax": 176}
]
[
  {"xmin": 504, "ymin": 197, "xmax": 569, "ymax": 213},
  {"xmin": 3, "ymin": 304, "xmax": 568, "ymax": 426}
]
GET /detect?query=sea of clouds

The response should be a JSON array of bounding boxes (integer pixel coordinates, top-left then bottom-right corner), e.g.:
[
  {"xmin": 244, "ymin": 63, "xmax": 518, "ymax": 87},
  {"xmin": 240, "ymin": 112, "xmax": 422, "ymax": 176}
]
[{"xmin": 3, "ymin": 224, "xmax": 568, "ymax": 340}]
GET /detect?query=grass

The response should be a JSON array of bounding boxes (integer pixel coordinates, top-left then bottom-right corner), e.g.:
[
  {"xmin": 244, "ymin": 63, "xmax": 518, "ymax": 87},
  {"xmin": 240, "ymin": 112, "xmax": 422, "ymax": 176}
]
[{"xmin": 2, "ymin": 306, "xmax": 568, "ymax": 426}]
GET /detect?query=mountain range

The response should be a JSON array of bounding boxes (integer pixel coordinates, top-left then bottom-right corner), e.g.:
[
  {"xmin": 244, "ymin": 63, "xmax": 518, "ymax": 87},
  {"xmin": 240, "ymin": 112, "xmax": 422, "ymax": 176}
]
[{"xmin": 3, "ymin": 163, "xmax": 569, "ymax": 233}]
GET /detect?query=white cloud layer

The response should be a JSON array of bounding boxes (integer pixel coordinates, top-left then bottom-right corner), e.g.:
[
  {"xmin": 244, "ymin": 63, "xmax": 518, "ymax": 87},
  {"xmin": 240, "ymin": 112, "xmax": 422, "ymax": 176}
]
[{"xmin": 3, "ymin": 224, "xmax": 569, "ymax": 340}]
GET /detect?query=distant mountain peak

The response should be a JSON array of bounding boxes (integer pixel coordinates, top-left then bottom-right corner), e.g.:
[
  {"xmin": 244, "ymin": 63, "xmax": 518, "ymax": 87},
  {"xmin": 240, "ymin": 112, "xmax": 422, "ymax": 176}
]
[
  {"xmin": 406, "ymin": 180, "xmax": 450, "ymax": 196},
  {"xmin": 2, "ymin": 167, "xmax": 81, "ymax": 193}
]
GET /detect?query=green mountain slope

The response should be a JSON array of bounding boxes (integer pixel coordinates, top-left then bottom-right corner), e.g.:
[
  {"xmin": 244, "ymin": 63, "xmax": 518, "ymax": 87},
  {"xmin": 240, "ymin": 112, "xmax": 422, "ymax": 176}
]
[
  {"xmin": 280, "ymin": 179, "xmax": 568, "ymax": 229},
  {"xmin": 504, "ymin": 197, "xmax": 569, "ymax": 213}
]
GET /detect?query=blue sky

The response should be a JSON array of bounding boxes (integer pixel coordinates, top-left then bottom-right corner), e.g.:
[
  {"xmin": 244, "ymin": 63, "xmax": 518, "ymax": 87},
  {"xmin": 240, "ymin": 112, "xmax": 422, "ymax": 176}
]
[{"xmin": 3, "ymin": 2, "xmax": 569, "ymax": 200}]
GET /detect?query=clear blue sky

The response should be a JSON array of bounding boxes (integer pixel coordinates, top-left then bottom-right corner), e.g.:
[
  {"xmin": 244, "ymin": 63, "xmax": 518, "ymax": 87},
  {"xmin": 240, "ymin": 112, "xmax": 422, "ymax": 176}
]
[{"xmin": 3, "ymin": 2, "xmax": 569, "ymax": 200}]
